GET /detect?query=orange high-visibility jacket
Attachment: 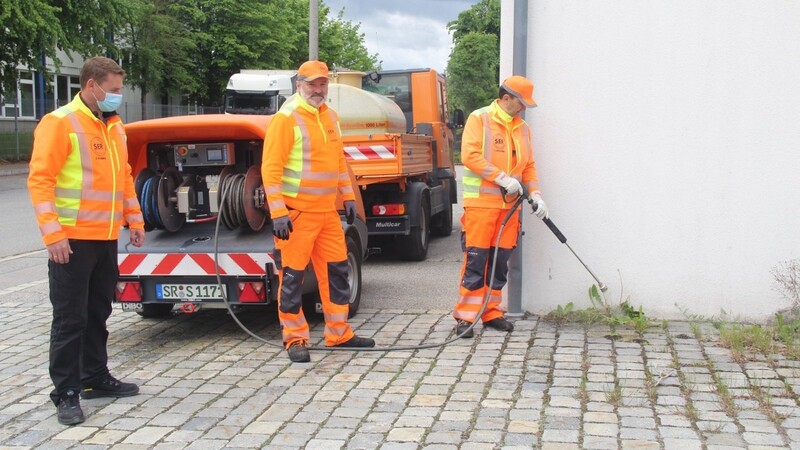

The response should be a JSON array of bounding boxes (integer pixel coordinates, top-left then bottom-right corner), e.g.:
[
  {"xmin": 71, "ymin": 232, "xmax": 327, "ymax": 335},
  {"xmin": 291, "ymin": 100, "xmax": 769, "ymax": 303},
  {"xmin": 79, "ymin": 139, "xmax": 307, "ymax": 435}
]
[
  {"xmin": 28, "ymin": 94, "xmax": 144, "ymax": 246},
  {"xmin": 461, "ymin": 100, "xmax": 540, "ymax": 209},
  {"xmin": 261, "ymin": 95, "xmax": 355, "ymax": 218}
]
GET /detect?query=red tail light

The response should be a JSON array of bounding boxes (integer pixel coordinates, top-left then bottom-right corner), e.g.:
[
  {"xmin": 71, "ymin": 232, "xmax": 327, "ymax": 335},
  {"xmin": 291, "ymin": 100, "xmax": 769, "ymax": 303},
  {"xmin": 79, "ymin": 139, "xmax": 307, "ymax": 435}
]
[
  {"xmin": 238, "ymin": 281, "xmax": 266, "ymax": 303},
  {"xmin": 372, "ymin": 204, "xmax": 405, "ymax": 216},
  {"xmin": 116, "ymin": 282, "xmax": 142, "ymax": 302}
]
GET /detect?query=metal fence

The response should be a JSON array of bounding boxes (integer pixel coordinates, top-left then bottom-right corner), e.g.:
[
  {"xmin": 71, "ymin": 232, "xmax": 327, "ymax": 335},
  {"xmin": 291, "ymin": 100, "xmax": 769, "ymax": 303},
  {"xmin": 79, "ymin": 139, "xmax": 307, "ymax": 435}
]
[{"xmin": 0, "ymin": 102, "xmax": 222, "ymax": 161}]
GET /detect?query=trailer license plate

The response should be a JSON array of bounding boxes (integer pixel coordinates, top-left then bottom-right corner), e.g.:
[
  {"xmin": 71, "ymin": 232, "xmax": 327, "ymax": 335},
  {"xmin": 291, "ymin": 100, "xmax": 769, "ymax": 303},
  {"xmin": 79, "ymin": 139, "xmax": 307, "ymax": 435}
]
[{"xmin": 156, "ymin": 284, "xmax": 226, "ymax": 300}]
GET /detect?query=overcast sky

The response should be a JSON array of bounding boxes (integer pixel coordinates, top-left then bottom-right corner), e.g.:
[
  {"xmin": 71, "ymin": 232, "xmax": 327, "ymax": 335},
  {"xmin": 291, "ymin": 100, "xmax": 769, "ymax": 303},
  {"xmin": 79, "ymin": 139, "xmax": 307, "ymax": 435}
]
[{"xmin": 322, "ymin": 0, "xmax": 478, "ymax": 73}]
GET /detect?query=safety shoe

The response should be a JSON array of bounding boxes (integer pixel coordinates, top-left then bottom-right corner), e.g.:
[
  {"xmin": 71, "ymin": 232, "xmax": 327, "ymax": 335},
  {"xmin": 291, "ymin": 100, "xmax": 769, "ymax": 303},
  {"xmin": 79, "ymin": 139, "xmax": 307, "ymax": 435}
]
[
  {"xmin": 484, "ymin": 317, "xmax": 514, "ymax": 332},
  {"xmin": 332, "ymin": 335, "xmax": 375, "ymax": 348},
  {"xmin": 81, "ymin": 374, "xmax": 139, "ymax": 399},
  {"xmin": 287, "ymin": 340, "xmax": 311, "ymax": 362},
  {"xmin": 455, "ymin": 320, "xmax": 474, "ymax": 338},
  {"xmin": 57, "ymin": 390, "xmax": 85, "ymax": 426}
]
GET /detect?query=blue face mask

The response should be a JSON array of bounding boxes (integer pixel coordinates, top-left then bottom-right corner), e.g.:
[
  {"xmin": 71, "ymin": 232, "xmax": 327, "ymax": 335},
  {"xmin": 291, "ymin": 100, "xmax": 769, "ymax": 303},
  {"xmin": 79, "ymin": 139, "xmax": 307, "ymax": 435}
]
[{"xmin": 93, "ymin": 82, "xmax": 123, "ymax": 112}]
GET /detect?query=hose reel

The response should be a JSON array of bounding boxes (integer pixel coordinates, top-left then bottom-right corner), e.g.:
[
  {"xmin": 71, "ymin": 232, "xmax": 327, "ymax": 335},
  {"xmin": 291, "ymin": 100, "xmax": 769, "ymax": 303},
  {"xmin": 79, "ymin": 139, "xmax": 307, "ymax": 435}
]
[{"xmin": 136, "ymin": 165, "xmax": 266, "ymax": 233}]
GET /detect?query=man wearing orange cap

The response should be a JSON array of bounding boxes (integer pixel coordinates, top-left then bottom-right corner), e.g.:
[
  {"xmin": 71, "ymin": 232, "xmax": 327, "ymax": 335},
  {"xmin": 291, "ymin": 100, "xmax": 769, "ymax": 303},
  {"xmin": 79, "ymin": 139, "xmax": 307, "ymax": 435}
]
[
  {"xmin": 261, "ymin": 60, "xmax": 375, "ymax": 362},
  {"xmin": 452, "ymin": 75, "xmax": 549, "ymax": 338}
]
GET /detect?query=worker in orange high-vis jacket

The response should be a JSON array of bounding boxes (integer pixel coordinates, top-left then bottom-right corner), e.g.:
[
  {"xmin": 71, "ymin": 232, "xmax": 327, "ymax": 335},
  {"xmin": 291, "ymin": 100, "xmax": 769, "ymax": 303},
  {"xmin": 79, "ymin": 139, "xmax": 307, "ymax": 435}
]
[
  {"xmin": 453, "ymin": 75, "xmax": 550, "ymax": 338},
  {"xmin": 261, "ymin": 60, "xmax": 375, "ymax": 363},
  {"xmin": 27, "ymin": 57, "xmax": 145, "ymax": 426}
]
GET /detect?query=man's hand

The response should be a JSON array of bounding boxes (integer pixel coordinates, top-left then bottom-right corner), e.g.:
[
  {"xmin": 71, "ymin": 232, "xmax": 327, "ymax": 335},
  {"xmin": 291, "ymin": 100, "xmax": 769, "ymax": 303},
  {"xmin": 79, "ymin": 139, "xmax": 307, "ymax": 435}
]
[
  {"xmin": 130, "ymin": 228, "xmax": 145, "ymax": 247},
  {"xmin": 495, "ymin": 173, "xmax": 522, "ymax": 196},
  {"xmin": 47, "ymin": 239, "xmax": 72, "ymax": 264},
  {"xmin": 272, "ymin": 215, "xmax": 293, "ymax": 240},
  {"xmin": 531, "ymin": 193, "xmax": 549, "ymax": 220},
  {"xmin": 344, "ymin": 200, "xmax": 357, "ymax": 225}
]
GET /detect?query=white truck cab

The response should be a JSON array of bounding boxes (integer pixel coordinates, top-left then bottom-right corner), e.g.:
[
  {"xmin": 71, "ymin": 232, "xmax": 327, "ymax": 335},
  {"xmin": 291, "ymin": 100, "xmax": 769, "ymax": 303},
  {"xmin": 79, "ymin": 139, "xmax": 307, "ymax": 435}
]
[{"xmin": 223, "ymin": 71, "xmax": 296, "ymax": 115}]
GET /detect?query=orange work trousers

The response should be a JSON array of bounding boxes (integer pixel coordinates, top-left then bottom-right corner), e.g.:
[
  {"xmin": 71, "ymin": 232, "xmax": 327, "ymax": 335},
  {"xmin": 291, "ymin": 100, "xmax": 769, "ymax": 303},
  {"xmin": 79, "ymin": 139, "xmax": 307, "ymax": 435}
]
[
  {"xmin": 454, "ymin": 207, "xmax": 521, "ymax": 324},
  {"xmin": 274, "ymin": 210, "xmax": 353, "ymax": 347}
]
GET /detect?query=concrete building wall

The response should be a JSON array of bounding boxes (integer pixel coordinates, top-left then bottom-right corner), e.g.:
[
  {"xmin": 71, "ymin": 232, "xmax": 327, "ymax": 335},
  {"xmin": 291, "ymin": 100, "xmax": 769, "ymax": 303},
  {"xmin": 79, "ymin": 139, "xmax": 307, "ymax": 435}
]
[{"xmin": 501, "ymin": 0, "xmax": 800, "ymax": 320}]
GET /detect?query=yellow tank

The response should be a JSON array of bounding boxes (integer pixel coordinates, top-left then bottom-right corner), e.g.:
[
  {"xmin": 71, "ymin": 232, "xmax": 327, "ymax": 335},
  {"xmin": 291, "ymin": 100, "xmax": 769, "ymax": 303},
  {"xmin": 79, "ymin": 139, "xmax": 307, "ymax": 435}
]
[{"xmin": 326, "ymin": 83, "xmax": 407, "ymax": 136}]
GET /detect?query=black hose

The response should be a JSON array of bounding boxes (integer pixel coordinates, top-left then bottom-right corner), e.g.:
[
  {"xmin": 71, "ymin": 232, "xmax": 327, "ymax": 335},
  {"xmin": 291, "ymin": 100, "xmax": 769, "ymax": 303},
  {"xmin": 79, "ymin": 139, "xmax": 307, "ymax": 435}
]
[{"xmin": 213, "ymin": 180, "xmax": 527, "ymax": 352}]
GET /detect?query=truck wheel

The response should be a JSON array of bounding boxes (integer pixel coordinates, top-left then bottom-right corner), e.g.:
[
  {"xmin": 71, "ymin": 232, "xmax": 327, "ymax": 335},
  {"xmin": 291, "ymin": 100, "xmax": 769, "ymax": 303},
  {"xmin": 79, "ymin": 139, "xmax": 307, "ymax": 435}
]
[
  {"xmin": 401, "ymin": 195, "xmax": 430, "ymax": 261},
  {"xmin": 302, "ymin": 234, "xmax": 362, "ymax": 317},
  {"xmin": 430, "ymin": 191, "xmax": 453, "ymax": 237},
  {"xmin": 345, "ymin": 234, "xmax": 362, "ymax": 317},
  {"xmin": 136, "ymin": 303, "xmax": 174, "ymax": 318}
]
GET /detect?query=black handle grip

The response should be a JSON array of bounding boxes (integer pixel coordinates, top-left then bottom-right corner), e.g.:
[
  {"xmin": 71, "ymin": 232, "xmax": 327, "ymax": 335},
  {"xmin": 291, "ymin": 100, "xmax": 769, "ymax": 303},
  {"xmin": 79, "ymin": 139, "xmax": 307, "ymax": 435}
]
[{"xmin": 543, "ymin": 218, "xmax": 567, "ymax": 243}]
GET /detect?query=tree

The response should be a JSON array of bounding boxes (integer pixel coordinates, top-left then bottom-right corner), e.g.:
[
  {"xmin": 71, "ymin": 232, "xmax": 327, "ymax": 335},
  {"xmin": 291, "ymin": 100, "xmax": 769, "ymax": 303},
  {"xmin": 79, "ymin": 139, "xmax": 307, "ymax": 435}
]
[
  {"xmin": 447, "ymin": 0, "xmax": 500, "ymax": 45},
  {"xmin": 445, "ymin": 0, "xmax": 501, "ymax": 114},
  {"xmin": 0, "ymin": 0, "xmax": 133, "ymax": 97},
  {"xmin": 446, "ymin": 32, "xmax": 499, "ymax": 114},
  {"xmin": 120, "ymin": 0, "xmax": 200, "ymax": 114}
]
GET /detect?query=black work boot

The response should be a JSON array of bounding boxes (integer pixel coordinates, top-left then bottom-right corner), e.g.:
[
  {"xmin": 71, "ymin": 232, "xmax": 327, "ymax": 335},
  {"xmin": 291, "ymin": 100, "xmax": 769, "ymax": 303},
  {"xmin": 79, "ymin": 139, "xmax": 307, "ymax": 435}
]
[
  {"xmin": 81, "ymin": 374, "xmax": 139, "ymax": 399},
  {"xmin": 455, "ymin": 320, "xmax": 474, "ymax": 338},
  {"xmin": 287, "ymin": 340, "xmax": 311, "ymax": 362},
  {"xmin": 484, "ymin": 317, "xmax": 514, "ymax": 332},
  {"xmin": 57, "ymin": 390, "xmax": 85, "ymax": 426},
  {"xmin": 331, "ymin": 335, "xmax": 375, "ymax": 348}
]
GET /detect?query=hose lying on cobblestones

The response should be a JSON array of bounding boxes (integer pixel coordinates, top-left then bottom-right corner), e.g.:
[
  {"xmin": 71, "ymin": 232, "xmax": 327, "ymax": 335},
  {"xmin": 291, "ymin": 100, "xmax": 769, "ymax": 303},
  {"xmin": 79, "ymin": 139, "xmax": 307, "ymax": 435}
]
[{"xmin": 211, "ymin": 181, "xmax": 527, "ymax": 352}]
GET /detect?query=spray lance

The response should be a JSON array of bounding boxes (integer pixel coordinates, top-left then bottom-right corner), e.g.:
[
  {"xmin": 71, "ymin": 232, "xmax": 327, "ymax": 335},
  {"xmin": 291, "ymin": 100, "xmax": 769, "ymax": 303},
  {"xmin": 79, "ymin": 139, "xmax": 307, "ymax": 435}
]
[{"xmin": 515, "ymin": 185, "xmax": 608, "ymax": 292}]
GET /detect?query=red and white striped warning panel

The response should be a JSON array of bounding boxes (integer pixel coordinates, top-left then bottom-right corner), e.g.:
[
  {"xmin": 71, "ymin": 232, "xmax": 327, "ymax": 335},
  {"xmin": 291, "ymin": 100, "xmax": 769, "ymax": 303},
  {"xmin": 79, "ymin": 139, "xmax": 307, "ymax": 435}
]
[
  {"xmin": 344, "ymin": 145, "xmax": 396, "ymax": 161},
  {"xmin": 118, "ymin": 253, "xmax": 276, "ymax": 276}
]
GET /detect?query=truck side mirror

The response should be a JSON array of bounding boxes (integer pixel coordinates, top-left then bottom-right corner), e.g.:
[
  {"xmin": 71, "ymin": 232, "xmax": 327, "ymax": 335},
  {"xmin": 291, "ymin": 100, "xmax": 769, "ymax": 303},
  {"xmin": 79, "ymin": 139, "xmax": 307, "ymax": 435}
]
[{"xmin": 449, "ymin": 109, "xmax": 465, "ymax": 129}]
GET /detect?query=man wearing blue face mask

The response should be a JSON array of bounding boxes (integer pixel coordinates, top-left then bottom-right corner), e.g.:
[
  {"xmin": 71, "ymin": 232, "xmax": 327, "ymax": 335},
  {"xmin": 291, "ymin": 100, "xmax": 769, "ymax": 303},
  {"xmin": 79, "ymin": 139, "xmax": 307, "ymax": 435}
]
[{"xmin": 28, "ymin": 56, "xmax": 145, "ymax": 426}]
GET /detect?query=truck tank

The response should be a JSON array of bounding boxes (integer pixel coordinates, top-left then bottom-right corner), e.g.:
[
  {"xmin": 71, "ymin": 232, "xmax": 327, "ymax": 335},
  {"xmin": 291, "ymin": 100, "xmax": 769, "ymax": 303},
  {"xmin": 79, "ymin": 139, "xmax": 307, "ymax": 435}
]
[{"xmin": 326, "ymin": 83, "xmax": 406, "ymax": 136}]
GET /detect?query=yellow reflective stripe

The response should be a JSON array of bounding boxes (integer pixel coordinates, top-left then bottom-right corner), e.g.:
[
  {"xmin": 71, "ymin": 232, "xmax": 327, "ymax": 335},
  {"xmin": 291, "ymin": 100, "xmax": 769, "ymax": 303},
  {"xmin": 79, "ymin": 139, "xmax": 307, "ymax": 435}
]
[
  {"xmin": 463, "ymin": 168, "xmax": 482, "ymax": 198},
  {"xmin": 65, "ymin": 113, "xmax": 94, "ymax": 187}
]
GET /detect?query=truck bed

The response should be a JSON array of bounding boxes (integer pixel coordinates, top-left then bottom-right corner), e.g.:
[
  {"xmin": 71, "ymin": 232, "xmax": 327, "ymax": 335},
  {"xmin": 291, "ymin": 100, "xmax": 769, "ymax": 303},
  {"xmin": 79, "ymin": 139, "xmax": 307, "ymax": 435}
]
[{"xmin": 343, "ymin": 134, "xmax": 433, "ymax": 185}]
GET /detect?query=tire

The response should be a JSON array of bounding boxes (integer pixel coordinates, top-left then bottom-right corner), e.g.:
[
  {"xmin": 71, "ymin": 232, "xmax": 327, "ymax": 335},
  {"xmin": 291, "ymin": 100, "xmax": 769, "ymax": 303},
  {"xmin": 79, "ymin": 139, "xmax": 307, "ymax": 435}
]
[
  {"xmin": 136, "ymin": 303, "xmax": 174, "ymax": 318},
  {"xmin": 430, "ymin": 190, "xmax": 453, "ymax": 237},
  {"xmin": 401, "ymin": 194, "xmax": 430, "ymax": 261},
  {"xmin": 302, "ymin": 234, "xmax": 362, "ymax": 317},
  {"xmin": 345, "ymin": 234, "xmax": 362, "ymax": 317}
]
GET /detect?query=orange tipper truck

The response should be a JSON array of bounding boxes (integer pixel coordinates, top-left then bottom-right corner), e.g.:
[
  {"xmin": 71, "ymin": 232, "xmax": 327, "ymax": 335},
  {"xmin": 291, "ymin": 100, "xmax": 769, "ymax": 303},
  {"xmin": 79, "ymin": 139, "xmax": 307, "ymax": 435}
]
[
  {"xmin": 337, "ymin": 69, "xmax": 464, "ymax": 261},
  {"xmin": 115, "ymin": 114, "xmax": 368, "ymax": 318}
]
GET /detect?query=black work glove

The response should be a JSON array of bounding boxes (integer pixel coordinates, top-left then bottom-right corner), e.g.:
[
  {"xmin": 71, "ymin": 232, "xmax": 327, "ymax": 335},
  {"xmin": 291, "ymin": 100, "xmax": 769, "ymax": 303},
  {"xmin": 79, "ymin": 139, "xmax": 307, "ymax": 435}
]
[
  {"xmin": 272, "ymin": 215, "xmax": 293, "ymax": 240},
  {"xmin": 344, "ymin": 200, "xmax": 357, "ymax": 225}
]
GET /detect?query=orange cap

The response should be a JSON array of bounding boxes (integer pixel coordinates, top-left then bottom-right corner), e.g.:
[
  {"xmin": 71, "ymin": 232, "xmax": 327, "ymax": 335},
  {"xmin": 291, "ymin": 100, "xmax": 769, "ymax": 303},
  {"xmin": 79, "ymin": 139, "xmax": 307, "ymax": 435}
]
[
  {"xmin": 297, "ymin": 60, "xmax": 329, "ymax": 81},
  {"xmin": 501, "ymin": 75, "xmax": 536, "ymax": 107}
]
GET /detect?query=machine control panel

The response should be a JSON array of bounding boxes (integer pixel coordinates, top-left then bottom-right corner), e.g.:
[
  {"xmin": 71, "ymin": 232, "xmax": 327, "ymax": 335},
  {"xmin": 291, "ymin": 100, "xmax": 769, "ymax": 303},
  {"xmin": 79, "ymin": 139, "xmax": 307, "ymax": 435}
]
[{"xmin": 173, "ymin": 142, "xmax": 235, "ymax": 167}]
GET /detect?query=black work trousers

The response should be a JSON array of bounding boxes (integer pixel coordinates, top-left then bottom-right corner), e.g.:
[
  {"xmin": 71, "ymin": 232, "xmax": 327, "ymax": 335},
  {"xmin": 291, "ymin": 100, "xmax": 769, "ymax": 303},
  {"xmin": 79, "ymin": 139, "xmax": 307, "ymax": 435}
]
[{"xmin": 48, "ymin": 239, "xmax": 118, "ymax": 405}]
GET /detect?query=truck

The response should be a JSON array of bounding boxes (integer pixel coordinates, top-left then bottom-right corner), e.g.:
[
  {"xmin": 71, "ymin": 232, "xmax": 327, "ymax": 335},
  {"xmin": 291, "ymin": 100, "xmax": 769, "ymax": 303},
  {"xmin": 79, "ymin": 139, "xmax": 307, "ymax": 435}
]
[
  {"xmin": 222, "ymin": 68, "xmax": 465, "ymax": 261},
  {"xmin": 115, "ymin": 114, "xmax": 368, "ymax": 318},
  {"xmin": 350, "ymin": 68, "xmax": 464, "ymax": 260},
  {"xmin": 222, "ymin": 70, "xmax": 296, "ymax": 115}
]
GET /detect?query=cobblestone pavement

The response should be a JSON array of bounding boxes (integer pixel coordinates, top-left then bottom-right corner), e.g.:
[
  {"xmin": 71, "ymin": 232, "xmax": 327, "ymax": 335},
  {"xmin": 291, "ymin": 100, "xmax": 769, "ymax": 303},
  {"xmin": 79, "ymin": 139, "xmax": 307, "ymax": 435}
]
[{"xmin": 2, "ymin": 283, "xmax": 800, "ymax": 449}]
